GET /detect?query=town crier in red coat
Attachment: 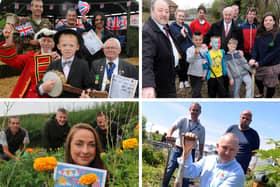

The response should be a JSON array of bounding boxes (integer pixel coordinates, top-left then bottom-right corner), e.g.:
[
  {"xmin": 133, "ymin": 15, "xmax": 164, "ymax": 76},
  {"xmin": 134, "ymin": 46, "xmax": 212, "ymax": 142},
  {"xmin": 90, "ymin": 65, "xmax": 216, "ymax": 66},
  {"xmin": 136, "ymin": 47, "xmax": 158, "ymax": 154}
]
[{"xmin": 0, "ymin": 25, "xmax": 60, "ymax": 98}]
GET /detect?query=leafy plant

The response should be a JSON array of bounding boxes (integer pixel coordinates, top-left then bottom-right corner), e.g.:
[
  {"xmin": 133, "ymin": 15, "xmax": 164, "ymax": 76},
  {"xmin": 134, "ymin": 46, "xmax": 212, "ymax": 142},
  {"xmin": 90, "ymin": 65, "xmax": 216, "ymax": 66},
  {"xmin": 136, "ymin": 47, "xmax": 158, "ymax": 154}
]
[{"xmin": 254, "ymin": 139, "xmax": 280, "ymax": 186}]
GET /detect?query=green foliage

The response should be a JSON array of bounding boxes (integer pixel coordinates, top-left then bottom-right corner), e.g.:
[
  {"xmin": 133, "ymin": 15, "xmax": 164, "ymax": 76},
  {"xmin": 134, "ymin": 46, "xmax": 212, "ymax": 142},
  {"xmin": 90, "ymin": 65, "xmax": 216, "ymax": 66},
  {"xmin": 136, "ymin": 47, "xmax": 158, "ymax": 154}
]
[
  {"xmin": 254, "ymin": 139, "xmax": 280, "ymax": 186},
  {"xmin": 142, "ymin": 144, "xmax": 165, "ymax": 166},
  {"xmin": 0, "ymin": 102, "xmax": 139, "ymax": 186},
  {"xmin": 142, "ymin": 164, "xmax": 164, "ymax": 187},
  {"xmin": 142, "ymin": 116, "xmax": 147, "ymax": 141},
  {"xmin": 102, "ymin": 148, "xmax": 139, "ymax": 187},
  {"xmin": 0, "ymin": 148, "xmax": 65, "ymax": 187},
  {"xmin": 150, "ymin": 132, "xmax": 162, "ymax": 141},
  {"xmin": 0, "ymin": 102, "xmax": 138, "ymax": 146}
]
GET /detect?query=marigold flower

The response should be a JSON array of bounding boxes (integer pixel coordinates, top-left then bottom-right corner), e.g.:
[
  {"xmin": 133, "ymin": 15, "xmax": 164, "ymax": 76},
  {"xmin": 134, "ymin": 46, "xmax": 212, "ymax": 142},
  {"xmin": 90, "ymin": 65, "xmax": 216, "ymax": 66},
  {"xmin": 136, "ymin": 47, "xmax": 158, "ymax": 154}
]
[
  {"xmin": 33, "ymin": 156, "xmax": 57, "ymax": 172},
  {"xmin": 25, "ymin": 148, "xmax": 34, "ymax": 153},
  {"xmin": 122, "ymin": 138, "xmax": 138, "ymax": 150},
  {"xmin": 79, "ymin": 173, "xmax": 98, "ymax": 185}
]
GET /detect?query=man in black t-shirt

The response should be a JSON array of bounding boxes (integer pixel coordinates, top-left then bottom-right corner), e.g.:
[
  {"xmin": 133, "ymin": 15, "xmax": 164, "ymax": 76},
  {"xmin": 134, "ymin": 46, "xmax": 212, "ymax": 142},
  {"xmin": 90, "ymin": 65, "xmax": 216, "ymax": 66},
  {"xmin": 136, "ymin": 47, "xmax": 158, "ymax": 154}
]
[
  {"xmin": 95, "ymin": 111, "xmax": 122, "ymax": 151},
  {"xmin": 226, "ymin": 110, "xmax": 260, "ymax": 174}
]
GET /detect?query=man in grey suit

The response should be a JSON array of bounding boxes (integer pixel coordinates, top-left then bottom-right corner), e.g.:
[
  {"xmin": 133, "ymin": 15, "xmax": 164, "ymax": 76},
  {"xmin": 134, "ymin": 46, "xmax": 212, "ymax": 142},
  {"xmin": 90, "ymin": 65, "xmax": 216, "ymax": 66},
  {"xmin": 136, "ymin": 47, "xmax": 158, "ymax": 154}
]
[{"xmin": 90, "ymin": 38, "xmax": 138, "ymax": 96}]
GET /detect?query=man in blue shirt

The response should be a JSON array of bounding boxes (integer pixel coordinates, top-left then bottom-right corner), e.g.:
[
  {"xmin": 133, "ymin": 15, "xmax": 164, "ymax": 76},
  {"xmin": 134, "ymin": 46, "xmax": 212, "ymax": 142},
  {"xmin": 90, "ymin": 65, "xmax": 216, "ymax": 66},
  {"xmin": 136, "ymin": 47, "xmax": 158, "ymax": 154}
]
[
  {"xmin": 226, "ymin": 110, "xmax": 260, "ymax": 174},
  {"xmin": 177, "ymin": 132, "xmax": 245, "ymax": 187}
]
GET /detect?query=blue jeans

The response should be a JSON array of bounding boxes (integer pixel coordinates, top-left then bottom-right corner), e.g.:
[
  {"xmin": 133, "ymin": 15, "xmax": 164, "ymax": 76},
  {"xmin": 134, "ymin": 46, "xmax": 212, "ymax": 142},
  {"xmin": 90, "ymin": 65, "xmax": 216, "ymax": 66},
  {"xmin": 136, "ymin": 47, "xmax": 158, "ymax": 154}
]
[{"xmin": 163, "ymin": 147, "xmax": 191, "ymax": 187}]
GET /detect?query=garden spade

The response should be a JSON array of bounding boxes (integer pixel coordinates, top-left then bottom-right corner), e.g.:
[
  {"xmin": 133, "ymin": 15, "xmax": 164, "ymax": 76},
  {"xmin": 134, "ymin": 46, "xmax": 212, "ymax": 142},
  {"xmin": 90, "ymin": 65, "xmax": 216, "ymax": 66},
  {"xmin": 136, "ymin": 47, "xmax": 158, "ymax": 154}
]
[
  {"xmin": 251, "ymin": 66, "xmax": 256, "ymax": 97},
  {"xmin": 173, "ymin": 134, "xmax": 197, "ymax": 187},
  {"xmin": 162, "ymin": 136, "xmax": 176, "ymax": 187}
]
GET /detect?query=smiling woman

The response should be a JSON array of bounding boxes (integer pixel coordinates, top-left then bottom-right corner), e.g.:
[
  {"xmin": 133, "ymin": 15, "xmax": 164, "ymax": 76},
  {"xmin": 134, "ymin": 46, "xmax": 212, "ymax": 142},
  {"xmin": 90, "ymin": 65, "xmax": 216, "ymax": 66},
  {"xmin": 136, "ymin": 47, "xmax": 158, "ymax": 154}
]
[{"xmin": 65, "ymin": 123, "xmax": 106, "ymax": 170}]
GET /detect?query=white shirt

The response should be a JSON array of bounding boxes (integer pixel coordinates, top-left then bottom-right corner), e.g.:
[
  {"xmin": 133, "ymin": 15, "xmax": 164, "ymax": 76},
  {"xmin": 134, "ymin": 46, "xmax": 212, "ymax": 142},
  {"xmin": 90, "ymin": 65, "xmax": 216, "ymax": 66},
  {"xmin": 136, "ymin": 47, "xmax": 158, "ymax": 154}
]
[
  {"xmin": 101, "ymin": 57, "xmax": 119, "ymax": 91},
  {"xmin": 224, "ymin": 21, "xmax": 232, "ymax": 34},
  {"xmin": 61, "ymin": 56, "xmax": 74, "ymax": 79}
]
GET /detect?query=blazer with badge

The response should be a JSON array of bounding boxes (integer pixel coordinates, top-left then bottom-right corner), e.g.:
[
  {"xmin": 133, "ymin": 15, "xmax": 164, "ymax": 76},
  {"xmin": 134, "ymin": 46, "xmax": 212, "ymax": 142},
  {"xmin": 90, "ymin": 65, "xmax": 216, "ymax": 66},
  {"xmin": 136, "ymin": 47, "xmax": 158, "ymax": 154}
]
[
  {"xmin": 90, "ymin": 58, "xmax": 138, "ymax": 94},
  {"xmin": 37, "ymin": 55, "xmax": 92, "ymax": 98}
]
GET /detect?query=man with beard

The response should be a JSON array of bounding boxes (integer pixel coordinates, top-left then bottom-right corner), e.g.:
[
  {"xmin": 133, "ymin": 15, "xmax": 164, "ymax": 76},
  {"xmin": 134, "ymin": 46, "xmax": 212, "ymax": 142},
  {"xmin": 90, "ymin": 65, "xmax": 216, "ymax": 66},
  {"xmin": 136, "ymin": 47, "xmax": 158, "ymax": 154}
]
[
  {"xmin": 42, "ymin": 108, "xmax": 70, "ymax": 151},
  {"xmin": 226, "ymin": 110, "xmax": 260, "ymax": 174},
  {"xmin": 0, "ymin": 25, "xmax": 59, "ymax": 98}
]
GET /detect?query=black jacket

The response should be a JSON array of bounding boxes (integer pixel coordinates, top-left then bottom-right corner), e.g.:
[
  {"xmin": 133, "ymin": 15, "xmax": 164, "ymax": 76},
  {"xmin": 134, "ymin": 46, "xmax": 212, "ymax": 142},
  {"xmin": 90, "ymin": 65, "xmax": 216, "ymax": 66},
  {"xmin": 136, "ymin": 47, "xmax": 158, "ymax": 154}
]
[
  {"xmin": 203, "ymin": 19, "xmax": 244, "ymax": 52},
  {"xmin": 41, "ymin": 115, "xmax": 70, "ymax": 151},
  {"xmin": 142, "ymin": 17, "xmax": 183, "ymax": 97},
  {"xmin": 95, "ymin": 121, "xmax": 122, "ymax": 151},
  {"xmin": 37, "ymin": 55, "xmax": 92, "ymax": 98}
]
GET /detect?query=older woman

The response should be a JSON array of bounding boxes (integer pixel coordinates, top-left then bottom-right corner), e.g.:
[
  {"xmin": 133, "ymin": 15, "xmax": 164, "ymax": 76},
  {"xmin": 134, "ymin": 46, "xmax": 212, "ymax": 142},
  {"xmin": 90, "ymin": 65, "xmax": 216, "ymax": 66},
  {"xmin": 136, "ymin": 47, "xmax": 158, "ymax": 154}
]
[
  {"xmin": 249, "ymin": 12, "xmax": 280, "ymax": 98},
  {"xmin": 65, "ymin": 123, "xmax": 106, "ymax": 169},
  {"xmin": 0, "ymin": 25, "xmax": 59, "ymax": 98}
]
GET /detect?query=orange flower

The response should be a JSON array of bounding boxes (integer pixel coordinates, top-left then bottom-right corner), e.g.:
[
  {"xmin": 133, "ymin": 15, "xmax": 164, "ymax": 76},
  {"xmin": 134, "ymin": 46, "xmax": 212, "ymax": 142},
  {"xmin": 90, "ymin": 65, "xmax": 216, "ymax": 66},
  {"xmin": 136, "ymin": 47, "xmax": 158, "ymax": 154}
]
[
  {"xmin": 136, "ymin": 124, "xmax": 139, "ymax": 131},
  {"xmin": 116, "ymin": 149, "xmax": 123, "ymax": 155},
  {"xmin": 25, "ymin": 148, "xmax": 34, "ymax": 153},
  {"xmin": 79, "ymin": 173, "xmax": 98, "ymax": 185},
  {"xmin": 122, "ymin": 138, "xmax": 138, "ymax": 150},
  {"xmin": 33, "ymin": 156, "xmax": 57, "ymax": 172}
]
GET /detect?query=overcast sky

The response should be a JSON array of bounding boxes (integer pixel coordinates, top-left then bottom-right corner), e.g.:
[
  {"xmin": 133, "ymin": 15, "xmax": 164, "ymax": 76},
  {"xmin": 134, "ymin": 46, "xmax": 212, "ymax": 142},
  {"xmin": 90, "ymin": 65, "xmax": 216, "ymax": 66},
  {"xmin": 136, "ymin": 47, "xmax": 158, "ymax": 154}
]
[
  {"xmin": 0, "ymin": 101, "xmax": 102, "ymax": 116},
  {"xmin": 172, "ymin": 0, "xmax": 214, "ymax": 9}
]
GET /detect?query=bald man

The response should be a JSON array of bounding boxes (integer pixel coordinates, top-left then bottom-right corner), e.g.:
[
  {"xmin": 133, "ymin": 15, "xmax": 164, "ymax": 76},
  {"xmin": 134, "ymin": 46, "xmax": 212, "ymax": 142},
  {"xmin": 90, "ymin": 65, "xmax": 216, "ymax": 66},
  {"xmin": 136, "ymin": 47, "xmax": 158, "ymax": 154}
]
[
  {"xmin": 226, "ymin": 110, "xmax": 260, "ymax": 174},
  {"xmin": 179, "ymin": 133, "xmax": 245, "ymax": 187}
]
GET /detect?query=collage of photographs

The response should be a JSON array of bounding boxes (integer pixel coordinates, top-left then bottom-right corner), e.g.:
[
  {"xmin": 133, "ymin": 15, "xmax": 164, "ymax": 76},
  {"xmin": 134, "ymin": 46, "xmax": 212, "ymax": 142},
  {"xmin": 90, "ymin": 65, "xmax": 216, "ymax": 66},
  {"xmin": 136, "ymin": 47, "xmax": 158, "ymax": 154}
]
[{"xmin": 0, "ymin": 0, "xmax": 279, "ymax": 186}]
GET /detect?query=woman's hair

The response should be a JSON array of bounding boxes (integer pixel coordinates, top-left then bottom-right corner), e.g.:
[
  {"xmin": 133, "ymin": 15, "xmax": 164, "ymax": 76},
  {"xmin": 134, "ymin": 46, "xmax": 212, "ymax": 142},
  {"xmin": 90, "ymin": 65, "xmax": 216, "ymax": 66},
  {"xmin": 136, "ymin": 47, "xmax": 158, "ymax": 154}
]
[
  {"xmin": 65, "ymin": 123, "xmax": 106, "ymax": 169},
  {"xmin": 256, "ymin": 12, "xmax": 279, "ymax": 38},
  {"xmin": 92, "ymin": 11, "xmax": 107, "ymax": 28}
]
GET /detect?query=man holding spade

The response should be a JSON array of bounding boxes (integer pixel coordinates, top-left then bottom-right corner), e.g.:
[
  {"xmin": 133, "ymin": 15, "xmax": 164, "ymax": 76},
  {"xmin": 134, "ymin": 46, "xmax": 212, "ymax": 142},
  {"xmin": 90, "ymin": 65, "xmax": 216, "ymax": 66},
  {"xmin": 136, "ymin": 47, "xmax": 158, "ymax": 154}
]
[{"xmin": 163, "ymin": 103, "xmax": 205, "ymax": 187}]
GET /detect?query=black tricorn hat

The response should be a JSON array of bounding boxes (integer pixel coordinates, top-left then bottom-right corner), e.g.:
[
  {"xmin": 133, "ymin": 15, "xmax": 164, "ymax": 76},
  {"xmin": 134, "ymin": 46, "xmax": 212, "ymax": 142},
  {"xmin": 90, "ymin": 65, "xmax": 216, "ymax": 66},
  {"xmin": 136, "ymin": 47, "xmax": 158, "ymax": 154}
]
[
  {"xmin": 53, "ymin": 29, "xmax": 84, "ymax": 46},
  {"xmin": 34, "ymin": 28, "xmax": 57, "ymax": 40}
]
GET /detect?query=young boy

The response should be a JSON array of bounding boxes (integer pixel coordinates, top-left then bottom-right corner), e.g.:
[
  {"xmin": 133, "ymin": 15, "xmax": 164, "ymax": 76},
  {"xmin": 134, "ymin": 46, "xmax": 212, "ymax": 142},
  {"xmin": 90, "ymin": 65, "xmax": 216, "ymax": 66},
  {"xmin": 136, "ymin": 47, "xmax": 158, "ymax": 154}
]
[
  {"xmin": 204, "ymin": 36, "xmax": 227, "ymax": 98},
  {"xmin": 186, "ymin": 31, "xmax": 208, "ymax": 98},
  {"xmin": 38, "ymin": 29, "xmax": 91, "ymax": 98},
  {"xmin": 225, "ymin": 38, "xmax": 252, "ymax": 98}
]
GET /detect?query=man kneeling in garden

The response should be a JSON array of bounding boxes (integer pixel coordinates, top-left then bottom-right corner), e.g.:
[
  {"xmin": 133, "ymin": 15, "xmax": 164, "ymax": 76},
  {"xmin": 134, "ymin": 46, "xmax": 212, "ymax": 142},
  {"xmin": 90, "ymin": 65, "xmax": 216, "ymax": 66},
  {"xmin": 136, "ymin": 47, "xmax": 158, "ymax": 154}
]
[
  {"xmin": 177, "ymin": 132, "xmax": 245, "ymax": 187},
  {"xmin": 0, "ymin": 116, "xmax": 29, "ymax": 161}
]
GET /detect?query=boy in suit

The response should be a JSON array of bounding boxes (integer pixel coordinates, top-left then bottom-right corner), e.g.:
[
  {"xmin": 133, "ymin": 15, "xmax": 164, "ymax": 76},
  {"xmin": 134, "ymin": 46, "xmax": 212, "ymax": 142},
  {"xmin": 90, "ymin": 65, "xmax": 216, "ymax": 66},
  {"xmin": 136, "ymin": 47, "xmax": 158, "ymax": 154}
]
[{"xmin": 38, "ymin": 29, "xmax": 91, "ymax": 98}]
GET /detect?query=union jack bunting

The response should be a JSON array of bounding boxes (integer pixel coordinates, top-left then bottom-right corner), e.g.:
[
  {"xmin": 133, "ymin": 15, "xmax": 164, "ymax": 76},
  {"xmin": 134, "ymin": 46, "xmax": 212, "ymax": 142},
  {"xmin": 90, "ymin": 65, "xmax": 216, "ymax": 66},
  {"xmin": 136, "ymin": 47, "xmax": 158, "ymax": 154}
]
[
  {"xmin": 55, "ymin": 19, "xmax": 66, "ymax": 29},
  {"xmin": 16, "ymin": 22, "xmax": 34, "ymax": 37},
  {"xmin": 78, "ymin": 0, "xmax": 90, "ymax": 16},
  {"xmin": 106, "ymin": 16, "xmax": 127, "ymax": 30},
  {"xmin": 76, "ymin": 19, "xmax": 85, "ymax": 29}
]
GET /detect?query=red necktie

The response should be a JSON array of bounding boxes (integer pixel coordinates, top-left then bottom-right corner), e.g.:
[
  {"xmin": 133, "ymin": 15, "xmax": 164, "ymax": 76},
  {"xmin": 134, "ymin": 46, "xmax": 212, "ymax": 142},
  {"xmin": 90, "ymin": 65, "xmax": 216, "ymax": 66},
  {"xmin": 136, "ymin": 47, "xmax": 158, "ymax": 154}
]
[
  {"xmin": 225, "ymin": 24, "xmax": 229, "ymax": 37},
  {"xmin": 163, "ymin": 26, "xmax": 170, "ymax": 39}
]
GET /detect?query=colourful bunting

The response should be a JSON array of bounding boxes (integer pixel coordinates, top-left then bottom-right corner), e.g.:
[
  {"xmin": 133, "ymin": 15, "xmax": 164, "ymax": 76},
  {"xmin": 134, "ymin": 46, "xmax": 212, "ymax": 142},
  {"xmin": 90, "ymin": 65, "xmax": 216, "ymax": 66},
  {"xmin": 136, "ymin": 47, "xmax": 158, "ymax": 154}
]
[{"xmin": 78, "ymin": 0, "xmax": 90, "ymax": 16}]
